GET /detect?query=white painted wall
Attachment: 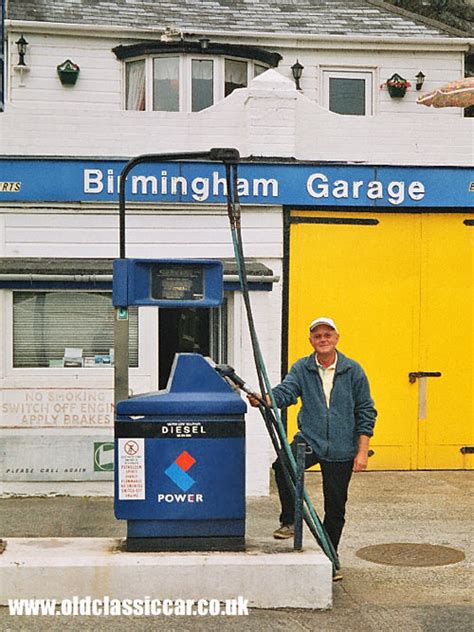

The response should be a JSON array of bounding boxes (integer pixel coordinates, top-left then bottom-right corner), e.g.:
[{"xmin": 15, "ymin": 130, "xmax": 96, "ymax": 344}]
[
  {"xmin": 278, "ymin": 46, "xmax": 465, "ymax": 117},
  {"xmin": 2, "ymin": 69, "xmax": 472, "ymax": 165},
  {"xmin": 7, "ymin": 31, "xmax": 467, "ymax": 119},
  {"xmin": 8, "ymin": 33, "xmax": 122, "ymax": 110},
  {"xmin": 1, "ymin": 207, "xmax": 282, "ymax": 259},
  {"xmin": 2, "ymin": 31, "xmax": 472, "ymax": 165}
]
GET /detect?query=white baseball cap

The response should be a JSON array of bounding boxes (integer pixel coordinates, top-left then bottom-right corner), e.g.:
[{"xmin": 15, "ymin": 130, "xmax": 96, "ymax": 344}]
[{"xmin": 309, "ymin": 317, "xmax": 338, "ymax": 333}]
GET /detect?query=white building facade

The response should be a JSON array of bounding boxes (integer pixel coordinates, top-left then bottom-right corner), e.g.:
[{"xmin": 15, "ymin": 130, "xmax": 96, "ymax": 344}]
[{"xmin": 0, "ymin": 0, "xmax": 472, "ymax": 494}]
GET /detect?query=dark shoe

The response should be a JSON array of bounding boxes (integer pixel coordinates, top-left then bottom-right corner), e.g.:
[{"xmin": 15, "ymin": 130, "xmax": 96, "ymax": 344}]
[{"xmin": 273, "ymin": 524, "xmax": 295, "ymax": 539}]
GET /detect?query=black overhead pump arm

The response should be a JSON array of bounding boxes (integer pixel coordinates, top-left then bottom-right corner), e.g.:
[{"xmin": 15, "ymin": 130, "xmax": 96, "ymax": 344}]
[{"xmin": 118, "ymin": 148, "xmax": 240, "ymax": 259}]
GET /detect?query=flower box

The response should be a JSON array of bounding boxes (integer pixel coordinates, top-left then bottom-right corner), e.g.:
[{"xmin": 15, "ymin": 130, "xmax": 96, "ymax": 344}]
[
  {"xmin": 383, "ymin": 73, "xmax": 411, "ymax": 99},
  {"xmin": 57, "ymin": 59, "xmax": 80, "ymax": 86}
]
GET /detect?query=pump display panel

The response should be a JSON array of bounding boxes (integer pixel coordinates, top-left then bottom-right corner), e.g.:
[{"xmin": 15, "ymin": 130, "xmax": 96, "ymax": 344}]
[
  {"xmin": 150, "ymin": 264, "xmax": 203, "ymax": 302},
  {"xmin": 113, "ymin": 259, "xmax": 223, "ymax": 308}
]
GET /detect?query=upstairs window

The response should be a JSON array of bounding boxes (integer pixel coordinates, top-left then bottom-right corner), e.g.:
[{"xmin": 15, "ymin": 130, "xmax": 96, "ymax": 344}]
[
  {"xmin": 126, "ymin": 60, "xmax": 145, "ymax": 110},
  {"xmin": 192, "ymin": 59, "xmax": 214, "ymax": 111},
  {"xmin": 322, "ymin": 70, "xmax": 374, "ymax": 116},
  {"xmin": 153, "ymin": 57, "xmax": 179, "ymax": 111},
  {"xmin": 115, "ymin": 41, "xmax": 281, "ymax": 114},
  {"xmin": 125, "ymin": 55, "xmax": 265, "ymax": 112},
  {"xmin": 225, "ymin": 59, "xmax": 247, "ymax": 96}
]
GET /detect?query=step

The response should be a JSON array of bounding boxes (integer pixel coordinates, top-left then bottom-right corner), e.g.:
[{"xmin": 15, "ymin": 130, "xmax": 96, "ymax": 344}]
[{"xmin": 0, "ymin": 537, "xmax": 332, "ymax": 610}]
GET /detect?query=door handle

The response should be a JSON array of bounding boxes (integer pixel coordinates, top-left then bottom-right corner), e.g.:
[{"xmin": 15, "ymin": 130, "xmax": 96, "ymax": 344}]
[
  {"xmin": 408, "ymin": 371, "xmax": 442, "ymax": 384},
  {"xmin": 409, "ymin": 372, "xmax": 442, "ymax": 421}
]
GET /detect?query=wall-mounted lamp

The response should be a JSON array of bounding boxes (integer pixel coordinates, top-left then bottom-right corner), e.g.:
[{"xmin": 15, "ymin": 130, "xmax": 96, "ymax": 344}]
[
  {"xmin": 15, "ymin": 34, "xmax": 29, "ymax": 66},
  {"xmin": 415, "ymin": 71, "xmax": 426, "ymax": 91},
  {"xmin": 14, "ymin": 35, "xmax": 30, "ymax": 86},
  {"xmin": 291, "ymin": 60, "xmax": 304, "ymax": 91},
  {"xmin": 199, "ymin": 37, "xmax": 210, "ymax": 50}
]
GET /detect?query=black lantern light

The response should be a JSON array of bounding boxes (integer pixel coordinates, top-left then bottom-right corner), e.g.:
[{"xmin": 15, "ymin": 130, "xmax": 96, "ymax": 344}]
[
  {"xmin": 199, "ymin": 37, "xmax": 210, "ymax": 50},
  {"xmin": 291, "ymin": 60, "xmax": 304, "ymax": 91},
  {"xmin": 15, "ymin": 35, "xmax": 29, "ymax": 66},
  {"xmin": 415, "ymin": 71, "xmax": 426, "ymax": 91}
]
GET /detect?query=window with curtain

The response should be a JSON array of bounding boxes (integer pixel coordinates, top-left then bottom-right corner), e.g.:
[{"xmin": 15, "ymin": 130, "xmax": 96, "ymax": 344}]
[
  {"xmin": 192, "ymin": 59, "xmax": 214, "ymax": 112},
  {"xmin": 225, "ymin": 59, "xmax": 248, "ymax": 97},
  {"xmin": 13, "ymin": 291, "xmax": 138, "ymax": 368},
  {"xmin": 123, "ymin": 55, "xmax": 268, "ymax": 112},
  {"xmin": 125, "ymin": 60, "xmax": 146, "ymax": 111},
  {"xmin": 153, "ymin": 57, "xmax": 179, "ymax": 111}
]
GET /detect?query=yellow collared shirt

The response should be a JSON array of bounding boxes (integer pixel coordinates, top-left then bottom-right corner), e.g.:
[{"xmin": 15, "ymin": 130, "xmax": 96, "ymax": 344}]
[{"xmin": 316, "ymin": 352, "xmax": 337, "ymax": 407}]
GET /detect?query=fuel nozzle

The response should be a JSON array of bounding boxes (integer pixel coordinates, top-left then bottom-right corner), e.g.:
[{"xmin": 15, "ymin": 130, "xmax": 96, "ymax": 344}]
[
  {"xmin": 214, "ymin": 364, "xmax": 246, "ymax": 389},
  {"xmin": 214, "ymin": 364, "xmax": 268, "ymax": 407}
]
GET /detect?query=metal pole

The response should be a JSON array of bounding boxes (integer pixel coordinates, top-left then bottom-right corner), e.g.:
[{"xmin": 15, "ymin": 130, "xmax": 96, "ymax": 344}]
[
  {"xmin": 293, "ymin": 442, "xmax": 306, "ymax": 551},
  {"xmin": 114, "ymin": 310, "xmax": 129, "ymax": 405}
]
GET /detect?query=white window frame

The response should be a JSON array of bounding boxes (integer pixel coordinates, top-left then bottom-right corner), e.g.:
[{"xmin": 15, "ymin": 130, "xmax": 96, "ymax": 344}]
[
  {"xmin": 124, "ymin": 55, "xmax": 269, "ymax": 113},
  {"xmin": 3, "ymin": 290, "xmax": 158, "ymax": 390},
  {"xmin": 321, "ymin": 68, "xmax": 376, "ymax": 116},
  {"xmin": 185, "ymin": 56, "xmax": 219, "ymax": 113}
]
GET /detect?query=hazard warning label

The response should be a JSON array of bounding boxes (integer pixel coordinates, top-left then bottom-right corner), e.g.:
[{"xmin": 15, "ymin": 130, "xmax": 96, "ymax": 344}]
[{"xmin": 118, "ymin": 438, "xmax": 145, "ymax": 500}]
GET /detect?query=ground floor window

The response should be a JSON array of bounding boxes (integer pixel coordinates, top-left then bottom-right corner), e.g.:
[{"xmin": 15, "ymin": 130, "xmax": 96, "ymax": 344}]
[{"xmin": 13, "ymin": 291, "xmax": 139, "ymax": 368}]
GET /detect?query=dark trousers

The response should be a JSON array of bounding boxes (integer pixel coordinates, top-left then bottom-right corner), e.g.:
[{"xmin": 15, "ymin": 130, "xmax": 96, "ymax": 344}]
[{"xmin": 273, "ymin": 437, "xmax": 353, "ymax": 551}]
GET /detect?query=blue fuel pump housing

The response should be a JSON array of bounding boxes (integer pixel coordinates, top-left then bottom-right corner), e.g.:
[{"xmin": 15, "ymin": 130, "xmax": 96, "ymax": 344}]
[{"xmin": 114, "ymin": 353, "xmax": 246, "ymax": 551}]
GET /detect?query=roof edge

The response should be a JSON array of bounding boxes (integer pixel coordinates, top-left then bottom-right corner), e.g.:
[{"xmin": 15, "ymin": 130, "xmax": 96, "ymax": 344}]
[{"xmin": 5, "ymin": 19, "xmax": 473, "ymax": 48}]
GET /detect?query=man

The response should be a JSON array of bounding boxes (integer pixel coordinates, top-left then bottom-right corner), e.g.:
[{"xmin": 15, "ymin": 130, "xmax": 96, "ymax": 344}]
[{"xmin": 248, "ymin": 317, "xmax": 376, "ymax": 563}]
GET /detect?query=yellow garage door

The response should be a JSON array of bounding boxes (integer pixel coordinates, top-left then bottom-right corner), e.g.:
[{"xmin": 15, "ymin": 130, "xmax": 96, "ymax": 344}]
[{"xmin": 287, "ymin": 210, "xmax": 473, "ymax": 470}]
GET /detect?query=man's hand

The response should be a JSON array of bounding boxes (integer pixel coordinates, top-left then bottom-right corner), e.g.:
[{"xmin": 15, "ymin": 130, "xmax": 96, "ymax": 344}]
[
  {"xmin": 246, "ymin": 393, "xmax": 271, "ymax": 408},
  {"xmin": 246, "ymin": 393, "xmax": 261, "ymax": 408},
  {"xmin": 353, "ymin": 435, "xmax": 370, "ymax": 472},
  {"xmin": 353, "ymin": 451, "xmax": 368, "ymax": 472}
]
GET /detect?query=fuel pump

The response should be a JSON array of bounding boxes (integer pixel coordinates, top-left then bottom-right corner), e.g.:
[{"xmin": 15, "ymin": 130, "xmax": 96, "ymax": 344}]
[{"xmin": 113, "ymin": 149, "xmax": 246, "ymax": 552}]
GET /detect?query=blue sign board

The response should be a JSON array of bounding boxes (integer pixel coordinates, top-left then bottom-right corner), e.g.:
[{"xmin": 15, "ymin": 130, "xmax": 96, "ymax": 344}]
[
  {"xmin": 114, "ymin": 437, "xmax": 245, "ymax": 523},
  {"xmin": 0, "ymin": 158, "xmax": 472, "ymax": 207}
]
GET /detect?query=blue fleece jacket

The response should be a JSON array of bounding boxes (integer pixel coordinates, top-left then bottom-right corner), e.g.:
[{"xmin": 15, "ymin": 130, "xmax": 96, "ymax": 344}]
[{"xmin": 272, "ymin": 351, "xmax": 376, "ymax": 461}]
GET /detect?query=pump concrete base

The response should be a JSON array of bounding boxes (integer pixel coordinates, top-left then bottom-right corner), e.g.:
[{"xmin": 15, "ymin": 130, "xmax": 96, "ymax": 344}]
[{"xmin": 0, "ymin": 537, "xmax": 332, "ymax": 609}]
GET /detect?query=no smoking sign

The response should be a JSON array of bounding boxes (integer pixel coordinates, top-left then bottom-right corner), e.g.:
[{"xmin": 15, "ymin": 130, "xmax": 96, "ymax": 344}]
[
  {"xmin": 123, "ymin": 440, "xmax": 140, "ymax": 456},
  {"xmin": 118, "ymin": 437, "xmax": 145, "ymax": 500}
]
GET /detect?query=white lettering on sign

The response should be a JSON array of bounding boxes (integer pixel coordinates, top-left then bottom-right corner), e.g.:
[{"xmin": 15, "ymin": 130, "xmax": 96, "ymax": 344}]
[
  {"xmin": 118, "ymin": 438, "xmax": 145, "ymax": 500},
  {"xmin": 84, "ymin": 167, "xmax": 430, "ymax": 205},
  {"xmin": 84, "ymin": 169, "xmax": 279, "ymax": 202},
  {"xmin": 157, "ymin": 493, "xmax": 204, "ymax": 503},
  {"xmin": 161, "ymin": 424, "xmax": 206, "ymax": 436},
  {"xmin": 306, "ymin": 173, "xmax": 425, "ymax": 206},
  {"xmin": 0, "ymin": 390, "xmax": 114, "ymax": 428}
]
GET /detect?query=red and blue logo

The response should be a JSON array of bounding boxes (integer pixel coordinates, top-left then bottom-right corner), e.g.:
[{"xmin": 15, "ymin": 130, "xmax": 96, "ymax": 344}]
[{"xmin": 164, "ymin": 451, "xmax": 196, "ymax": 492}]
